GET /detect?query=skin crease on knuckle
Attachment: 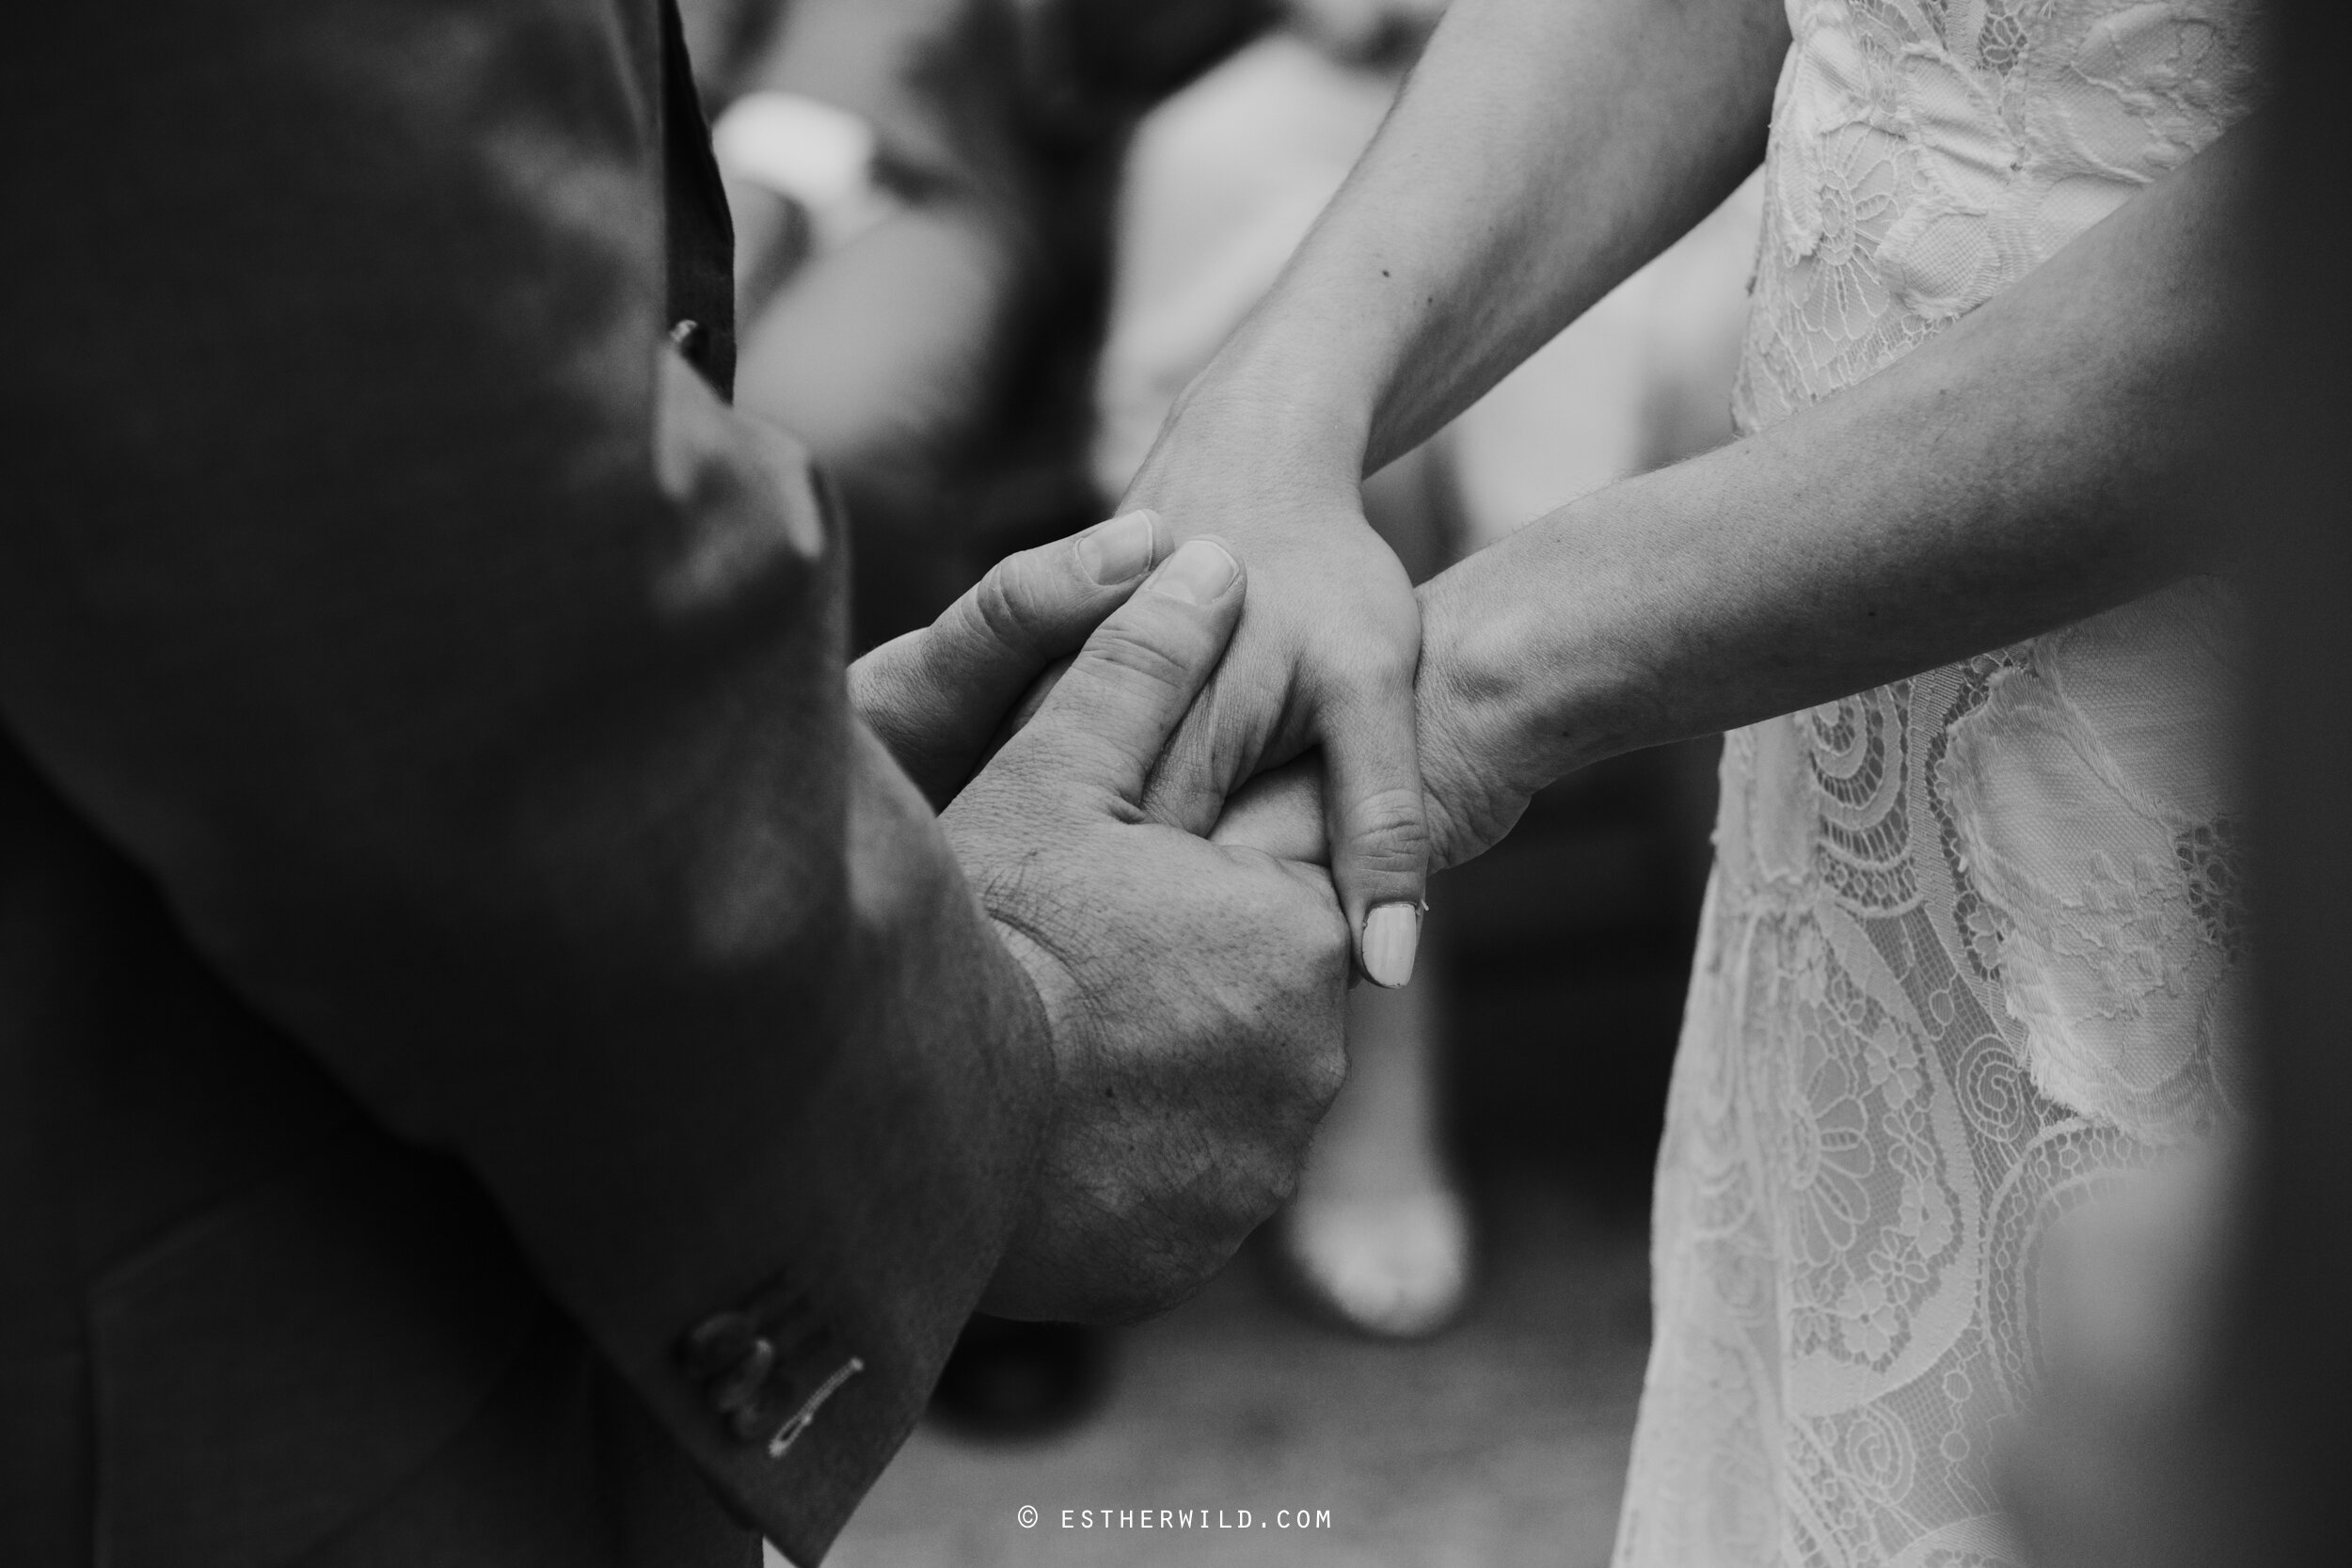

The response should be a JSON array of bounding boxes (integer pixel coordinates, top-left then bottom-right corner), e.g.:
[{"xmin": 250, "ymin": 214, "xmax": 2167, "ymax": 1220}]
[
  {"xmin": 961, "ymin": 569, "xmax": 1052, "ymax": 662},
  {"xmin": 1002, "ymin": 544, "xmax": 1095, "ymax": 642},
  {"xmin": 1330, "ymin": 784, "xmax": 1431, "ymax": 876},
  {"xmin": 1080, "ymin": 617, "xmax": 1215, "ymax": 697}
]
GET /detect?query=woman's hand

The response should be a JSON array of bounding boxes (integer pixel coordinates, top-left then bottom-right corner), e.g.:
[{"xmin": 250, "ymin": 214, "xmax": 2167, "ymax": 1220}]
[
  {"xmin": 1120, "ymin": 384, "xmax": 1431, "ymax": 986},
  {"xmin": 848, "ymin": 509, "xmax": 1164, "ymax": 807},
  {"xmin": 1209, "ymin": 559, "xmax": 1552, "ymax": 876}
]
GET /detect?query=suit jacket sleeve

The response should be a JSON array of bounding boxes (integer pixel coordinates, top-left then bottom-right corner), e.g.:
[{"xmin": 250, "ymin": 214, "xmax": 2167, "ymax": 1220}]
[{"xmin": 0, "ymin": 3, "xmax": 1049, "ymax": 1560}]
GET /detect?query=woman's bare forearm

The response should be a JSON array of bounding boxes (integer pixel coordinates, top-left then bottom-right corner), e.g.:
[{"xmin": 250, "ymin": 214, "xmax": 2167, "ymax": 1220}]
[
  {"xmin": 1424, "ymin": 126, "xmax": 2259, "ymax": 816},
  {"xmin": 1174, "ymin": 0, "xmax": 1789, "ymax": 476}
]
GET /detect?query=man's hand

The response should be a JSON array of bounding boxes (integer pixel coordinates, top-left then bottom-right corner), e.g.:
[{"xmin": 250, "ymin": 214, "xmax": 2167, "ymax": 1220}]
[
  {"xmin": 1120, "ymin": 391, "xmax": 1429, "ymax": 989},
  {"xmin": 850, "ymin": 509, "xmax": 1163, "ymax": 807},
  {"xmin": 945, "ymin": 537, "xmax": 1353, "ymax": 1323}
]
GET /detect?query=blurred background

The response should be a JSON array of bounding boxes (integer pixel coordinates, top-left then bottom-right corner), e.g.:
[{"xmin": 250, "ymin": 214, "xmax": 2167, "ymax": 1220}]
[{"xmin": 676, "ymin": 1, "xmax": 1760, "ymax": 1560}]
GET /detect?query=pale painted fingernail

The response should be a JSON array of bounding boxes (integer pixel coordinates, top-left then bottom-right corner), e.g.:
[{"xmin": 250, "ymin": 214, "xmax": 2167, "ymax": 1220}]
[
  {"xmin": 1077, "ymin": 509, "xmax": 1158, "ymax": 583},
  {"xmin": 1147, "ymin": 539, "xmax": 1239, "ymax": 606},
  {"xmin": 1361, "ymin": 902, "xmax": 1422, "ymax": 989}
]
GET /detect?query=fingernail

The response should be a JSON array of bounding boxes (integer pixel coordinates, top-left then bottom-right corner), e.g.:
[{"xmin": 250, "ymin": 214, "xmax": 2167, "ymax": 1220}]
[
  {"xmin": 1361, "ymin": 902, "xmax": 1422, "ymax": 989},
  {"xmin": 1148, "ymin": 539, "xmax": 1240, "ymax": 606},
  {"xmin": 1077, "ymin": 510, "xmax": 1158, "ymax": 583}
]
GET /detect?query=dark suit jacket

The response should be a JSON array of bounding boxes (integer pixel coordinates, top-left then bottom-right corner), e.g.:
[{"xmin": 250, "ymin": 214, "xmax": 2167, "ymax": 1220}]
[{"xmin": 1, "ymin": 3, "xmax": 1047, "ymax": 1563}]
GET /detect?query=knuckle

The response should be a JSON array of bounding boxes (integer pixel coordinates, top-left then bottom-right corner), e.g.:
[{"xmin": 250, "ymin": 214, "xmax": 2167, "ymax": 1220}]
[
  {"xmin": 1321, "ymin": 601, "xmax": 1420, "ymax": 671},
  {"xmin": 1298, "ymin": 1033, "xmax": 1348, "ymax": 1117},
  {"xmin": 843, "ymin": 655, "xmax": 882, "ymax": 715},
  {"xmin": 1081, "ymin": 619, "xmax": 1200, "ymax": 693},
  {"xmin": 1353, "ymin": 628, "xmax": 1422, "ymax": 684},
  {"xmin": 849, "ymin": 658, "xmax": 918, "ymax": 738},
  {"xmin": 960, "ymin": 566, "xmax": 1049, "ymax": 657},
  {"xmin": 1319, "ymin": 918, "xmax": 1353, "ymax": 976},
  {"xmin": 1343, "ymin": 785, "xmax": 1432, "ymax": 875},
  {"xmin": 1240, "ymin": 910, "xmax": 1352, "ymax": 1120},
  {"xmin": 848, "ymin": 631, "xmax": 912, "ymax": 695}
]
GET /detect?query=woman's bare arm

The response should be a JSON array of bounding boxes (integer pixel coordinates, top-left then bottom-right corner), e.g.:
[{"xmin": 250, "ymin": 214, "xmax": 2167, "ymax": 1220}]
[
  {"xmin": 1217, "ymin": 126, "xmax": 2259, "ymax": 867},
  {"xmin": 1123, "ymin": 0, "xmax": 1792, "ymax": 981}
]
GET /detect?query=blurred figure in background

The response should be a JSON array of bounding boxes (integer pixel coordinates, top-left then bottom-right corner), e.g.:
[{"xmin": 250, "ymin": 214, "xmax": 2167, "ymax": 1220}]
[{"xmin": 684, "ymin": 0, "xmax": 1269, "ymax": 647}]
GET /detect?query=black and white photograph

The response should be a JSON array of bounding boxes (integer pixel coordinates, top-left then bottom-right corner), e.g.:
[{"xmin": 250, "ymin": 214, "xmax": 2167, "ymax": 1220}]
[{"xmin": 4, "ymin": 1, "xmax": 2345, "ymax": 1564}]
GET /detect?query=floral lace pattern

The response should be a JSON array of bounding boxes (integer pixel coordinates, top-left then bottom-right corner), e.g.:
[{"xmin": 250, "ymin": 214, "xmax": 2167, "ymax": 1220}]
[{"xmin": 1613, "ymin": 3, "xmax": 2259, "ymax": 1564}]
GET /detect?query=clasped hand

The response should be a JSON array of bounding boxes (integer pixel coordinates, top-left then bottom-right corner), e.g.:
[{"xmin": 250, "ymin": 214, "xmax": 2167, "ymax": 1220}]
[
  {"xmin": 851, "ymin": 512, "xmax": 1351, "ymax": 1323},
  {"xmin": 851, "ymin": 483, "xmax": 1540, "ymax": 1322},
  {"xmin": 1116, "ymin": 391, "xmax": 1547, "ymax": 889}
]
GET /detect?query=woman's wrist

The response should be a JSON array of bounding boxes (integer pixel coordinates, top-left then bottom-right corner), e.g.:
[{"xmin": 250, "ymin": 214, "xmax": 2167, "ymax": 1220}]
[
  {"xmin": 1122, "ymin": 354, "xmax": 1384, "ymax": 574},
  {"xmin": 1159, "ymin": 341, "xmax": 1376, "ymax": 488},
  {"xmin": 1417, "ymin": 491, "xmax": 1672, "ymax": 804},
  {"xmin": 1160, "ymin": 234, "xmax": 1448, "ymax": 477},
  {"xmin": 1417, "ymin": 557, "xmax": 1553, "ymax": 777}
]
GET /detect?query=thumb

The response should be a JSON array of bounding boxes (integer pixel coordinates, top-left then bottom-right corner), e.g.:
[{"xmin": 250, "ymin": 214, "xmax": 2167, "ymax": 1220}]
[
  {"xmin": 849, "ymin": 510, "xmax": 1160, "ymax": 801},
  {"xmin": 1009, "ymin": 538, "xmax": 1245, "ymax": 805},
  {"xmin": 919, "ymin": 507, "xmax": 1163, "ymax": 695},
  {"xmin": 1321, "ymin": 681, "xmax": 1431, "ymax": 989}
]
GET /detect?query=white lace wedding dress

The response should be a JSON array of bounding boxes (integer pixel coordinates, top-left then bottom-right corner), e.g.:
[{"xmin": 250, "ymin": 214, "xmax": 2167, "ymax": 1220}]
[{"xmin": 1613, "ymin": 3, "xmax": 2263, "ymax": 1564}]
